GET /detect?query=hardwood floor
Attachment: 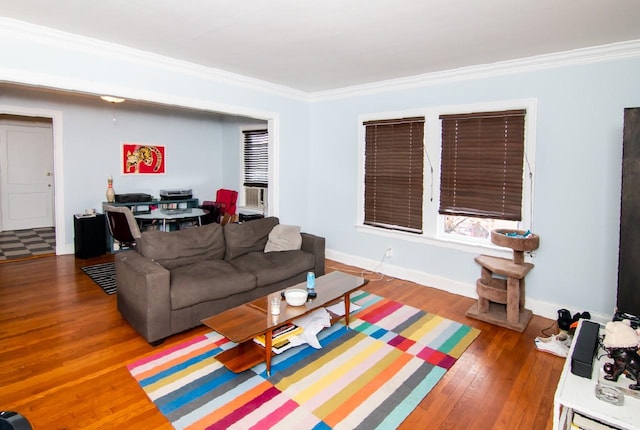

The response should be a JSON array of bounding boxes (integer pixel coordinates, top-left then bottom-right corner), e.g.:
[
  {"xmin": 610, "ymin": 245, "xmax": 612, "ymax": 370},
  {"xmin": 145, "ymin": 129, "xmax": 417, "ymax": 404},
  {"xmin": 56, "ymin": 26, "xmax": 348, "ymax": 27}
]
[{"xmin": 0, "ymin": 254, "xmax": 564, "ymax": 429}]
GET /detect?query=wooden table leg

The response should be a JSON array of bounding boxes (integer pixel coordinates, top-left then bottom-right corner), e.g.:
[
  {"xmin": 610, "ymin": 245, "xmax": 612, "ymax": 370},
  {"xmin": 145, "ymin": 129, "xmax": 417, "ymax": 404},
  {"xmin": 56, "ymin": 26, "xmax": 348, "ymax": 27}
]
[
  {"xmin": 344, "ymin": 294, "xmax": 351, "ymax": 329},
  {"xmin": 265, "ymin": 328, "xmax": 272, "ymax": 377}
]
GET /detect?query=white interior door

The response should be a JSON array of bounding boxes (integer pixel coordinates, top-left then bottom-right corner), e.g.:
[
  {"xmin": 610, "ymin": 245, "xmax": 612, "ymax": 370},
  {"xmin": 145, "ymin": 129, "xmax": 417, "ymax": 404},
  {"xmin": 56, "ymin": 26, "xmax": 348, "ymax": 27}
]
[{"xmin": 0, "ymin": 121, "xmax": 54, "ymax": 231}]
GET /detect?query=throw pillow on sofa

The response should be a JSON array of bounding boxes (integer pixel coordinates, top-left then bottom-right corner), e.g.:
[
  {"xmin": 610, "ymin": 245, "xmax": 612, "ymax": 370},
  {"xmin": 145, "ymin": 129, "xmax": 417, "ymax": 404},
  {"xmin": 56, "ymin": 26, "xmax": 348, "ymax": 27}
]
[{"xmin": 264, "ymin": 224, "xmax": 302, "ymax": 252}]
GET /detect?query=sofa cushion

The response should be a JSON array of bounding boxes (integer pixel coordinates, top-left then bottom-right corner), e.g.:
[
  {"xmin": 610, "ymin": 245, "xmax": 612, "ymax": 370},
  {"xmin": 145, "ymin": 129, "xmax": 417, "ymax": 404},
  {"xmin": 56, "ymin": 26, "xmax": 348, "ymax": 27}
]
[
  {"xmin": 229, "ymin": 249, "xmax": 315, "ymax": 287},
  {"xmin": 224, "ymin": 216, "xmax": 279, "ymax": 260},
  {"xmin": 264, "ymin": 224, "xmax": 302, "ymax": 253},
  {"xmin": 136, "ymin": 223, "xmax": 225, "ymax": 270},
  {"xmin": 169, "ymin": 260, "xmax": 256, "ymax": 310}
]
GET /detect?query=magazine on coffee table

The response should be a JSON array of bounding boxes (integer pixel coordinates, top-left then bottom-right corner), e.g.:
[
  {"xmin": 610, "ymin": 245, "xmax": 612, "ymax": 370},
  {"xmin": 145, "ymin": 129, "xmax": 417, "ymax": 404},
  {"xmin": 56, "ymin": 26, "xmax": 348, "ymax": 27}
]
[{"xmin": 253, "ymin": 323, "xmax": 303, "ymax": 354}]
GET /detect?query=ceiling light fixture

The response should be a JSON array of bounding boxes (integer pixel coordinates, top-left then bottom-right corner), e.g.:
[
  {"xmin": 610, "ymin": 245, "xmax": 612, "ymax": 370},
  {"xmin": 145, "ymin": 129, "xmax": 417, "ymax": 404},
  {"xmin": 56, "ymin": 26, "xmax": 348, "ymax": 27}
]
[{"xmin": 100, "ymin": 95, "xmax": 125, "ymax": 103}]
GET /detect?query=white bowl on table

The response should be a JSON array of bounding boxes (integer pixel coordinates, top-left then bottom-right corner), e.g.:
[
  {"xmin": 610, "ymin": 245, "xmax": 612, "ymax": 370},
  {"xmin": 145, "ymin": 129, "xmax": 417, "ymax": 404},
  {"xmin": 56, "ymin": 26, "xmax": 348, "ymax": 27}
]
[{"xmin": 284, "ymin": 288, "xmax": 308, "ymax": 306}]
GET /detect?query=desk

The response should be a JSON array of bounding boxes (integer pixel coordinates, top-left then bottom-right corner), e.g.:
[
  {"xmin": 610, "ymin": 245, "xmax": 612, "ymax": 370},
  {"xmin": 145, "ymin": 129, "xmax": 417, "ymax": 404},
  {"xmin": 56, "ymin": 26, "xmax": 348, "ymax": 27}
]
[{"xmin": 135, "ymin": 208, "xmax": 208, "ymax": 232}]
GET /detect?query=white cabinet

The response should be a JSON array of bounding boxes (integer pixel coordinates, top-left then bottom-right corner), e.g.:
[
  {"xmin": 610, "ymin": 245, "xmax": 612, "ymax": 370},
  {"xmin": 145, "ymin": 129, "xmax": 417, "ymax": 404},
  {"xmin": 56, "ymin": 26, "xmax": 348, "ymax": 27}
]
[{"xmin": 553, "ymin": 320, "xmax": 640, "ymax": 430}]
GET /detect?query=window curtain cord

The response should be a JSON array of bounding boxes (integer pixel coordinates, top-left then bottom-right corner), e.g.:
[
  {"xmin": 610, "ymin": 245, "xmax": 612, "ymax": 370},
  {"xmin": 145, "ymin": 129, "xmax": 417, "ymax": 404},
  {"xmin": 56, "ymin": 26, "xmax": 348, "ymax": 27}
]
[
  {"xmin": 424, "ymin": 146, "xmax": 434, "ymax": 202},
  {"xmin": 524, "ymin": 150, "xmax": 535, "ymax": 252}
]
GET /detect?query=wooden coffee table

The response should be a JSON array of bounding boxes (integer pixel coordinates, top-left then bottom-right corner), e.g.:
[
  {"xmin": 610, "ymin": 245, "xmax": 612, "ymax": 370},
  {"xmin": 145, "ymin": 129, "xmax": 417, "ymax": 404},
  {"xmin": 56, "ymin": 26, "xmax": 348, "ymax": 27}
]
[{"xmin": 201, "ymin": 271, "xmax": 368, "ymax": 376}]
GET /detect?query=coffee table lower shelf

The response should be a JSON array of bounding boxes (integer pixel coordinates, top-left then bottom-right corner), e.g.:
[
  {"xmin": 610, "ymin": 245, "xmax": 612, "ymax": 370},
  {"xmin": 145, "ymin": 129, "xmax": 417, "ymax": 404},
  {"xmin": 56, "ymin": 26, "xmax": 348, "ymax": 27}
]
[
  {"xmin": 217, "ymin": 310, "xmax": 348, "ymax": 374},
  {"xmin": 202, "ymin": 271, "xmax": 369, "ymax": 376},
  {"xmin": 215, "ymin": 341, "xmax": 265, "ymax": 373}
]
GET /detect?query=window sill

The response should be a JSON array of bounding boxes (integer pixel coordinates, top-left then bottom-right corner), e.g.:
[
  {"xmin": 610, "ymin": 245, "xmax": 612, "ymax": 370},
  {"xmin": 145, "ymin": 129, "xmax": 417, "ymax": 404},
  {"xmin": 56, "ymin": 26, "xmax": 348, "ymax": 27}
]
[
  {"xmin": 355, "ymin": 224, "xmax": 517, "ymax": 260},
  {"xmin": 238, "ymin": 206, "xmax": 265, "ymax": 215}
]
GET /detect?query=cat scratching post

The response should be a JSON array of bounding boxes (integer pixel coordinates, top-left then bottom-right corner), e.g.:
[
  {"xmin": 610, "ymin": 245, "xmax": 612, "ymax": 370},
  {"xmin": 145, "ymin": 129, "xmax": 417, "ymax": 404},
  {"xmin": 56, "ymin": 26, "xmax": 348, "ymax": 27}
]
[{"xmin": 466, "ymin": 230, "xmax": 540, "ymax": 332}]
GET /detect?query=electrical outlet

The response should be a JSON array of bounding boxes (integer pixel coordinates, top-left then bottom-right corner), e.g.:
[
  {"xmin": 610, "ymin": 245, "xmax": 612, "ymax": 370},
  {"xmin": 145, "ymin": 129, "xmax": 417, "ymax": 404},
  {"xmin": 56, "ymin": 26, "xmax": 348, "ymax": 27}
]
[{"xmin": 385, "ymin": 247, "xmax": 393, "ymax": 258}]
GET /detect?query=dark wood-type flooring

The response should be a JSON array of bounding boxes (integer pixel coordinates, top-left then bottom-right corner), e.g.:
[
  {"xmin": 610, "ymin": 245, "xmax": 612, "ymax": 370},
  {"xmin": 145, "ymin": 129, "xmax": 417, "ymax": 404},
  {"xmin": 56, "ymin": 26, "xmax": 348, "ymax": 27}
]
[{"xmin": 0, "ymin": 254, "xmax": 564, "ymax": 429}]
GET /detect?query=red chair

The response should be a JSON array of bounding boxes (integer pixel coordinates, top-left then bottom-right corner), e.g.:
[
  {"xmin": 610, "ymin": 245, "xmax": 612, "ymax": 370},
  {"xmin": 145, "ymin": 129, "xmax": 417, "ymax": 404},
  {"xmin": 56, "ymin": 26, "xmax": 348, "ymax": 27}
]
[
  {"xmin": 215, "ymin": 189, "xmax": 238, "ymax": 216},
  {"xmin": 201, "ymin": 189, "xmax": 238, "ymax": 224}
]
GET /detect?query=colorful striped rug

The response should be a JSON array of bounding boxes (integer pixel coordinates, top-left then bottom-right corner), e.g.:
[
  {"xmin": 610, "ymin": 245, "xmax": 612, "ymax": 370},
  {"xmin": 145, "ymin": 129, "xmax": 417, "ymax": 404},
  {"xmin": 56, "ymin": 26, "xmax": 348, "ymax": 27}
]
[{"xmin": 127, "ymin": 291, "xmax": 480, "ymax": 429}]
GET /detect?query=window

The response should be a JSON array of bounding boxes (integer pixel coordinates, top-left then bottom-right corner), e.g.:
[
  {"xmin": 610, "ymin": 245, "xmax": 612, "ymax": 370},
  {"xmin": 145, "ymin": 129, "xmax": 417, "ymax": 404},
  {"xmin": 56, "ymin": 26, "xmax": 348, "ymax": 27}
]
[
  {"xmin": 363, "ymin": 117, "xmax": 424, "ymax": 233},
  {"xmin": 359, "ymin": 100, "xmax": 534, "ymax": 248},
  {"xmin": 242, "ymin": 129, "xmax": 268, "ymax": 208},
  {"xmin": 439, "ymin": 110, "xmax": 526, "ymax": 240}
]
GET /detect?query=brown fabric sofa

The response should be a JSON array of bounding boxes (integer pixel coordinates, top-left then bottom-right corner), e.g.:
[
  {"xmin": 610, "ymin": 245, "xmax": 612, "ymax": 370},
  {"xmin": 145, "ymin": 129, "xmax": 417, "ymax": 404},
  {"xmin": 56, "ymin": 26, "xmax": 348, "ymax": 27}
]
[{"xmin": 115, "ymin": 217, "xmax": 325, "ymax": 344}]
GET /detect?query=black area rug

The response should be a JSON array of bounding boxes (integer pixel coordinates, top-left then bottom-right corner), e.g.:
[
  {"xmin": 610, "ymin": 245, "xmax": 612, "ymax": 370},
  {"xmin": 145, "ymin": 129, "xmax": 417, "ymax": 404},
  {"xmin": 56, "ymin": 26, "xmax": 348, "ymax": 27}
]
[{"xmin": 81, "ymin": 262, "xmax": 116, "ymax": 295}]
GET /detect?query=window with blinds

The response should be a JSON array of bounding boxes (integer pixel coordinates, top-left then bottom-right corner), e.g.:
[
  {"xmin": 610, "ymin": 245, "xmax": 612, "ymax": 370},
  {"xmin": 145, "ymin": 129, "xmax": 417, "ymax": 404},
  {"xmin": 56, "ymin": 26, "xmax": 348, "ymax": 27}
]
[
  {"xmin": 439, "ymin": 110, "xmax": 526, "ymax": 221},
  {"xmin": 363, "ymin": 117, "xmax": 424, "ymax": 233},
  {"xmin": 243, "ymin": 129, "xmax": 268, "ymax": 188}
]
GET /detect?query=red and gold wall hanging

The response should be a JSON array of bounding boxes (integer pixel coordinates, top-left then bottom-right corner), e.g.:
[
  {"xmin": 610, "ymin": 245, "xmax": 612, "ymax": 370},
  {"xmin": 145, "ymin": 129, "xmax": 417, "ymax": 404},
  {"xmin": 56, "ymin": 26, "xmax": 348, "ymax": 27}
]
[{"xmin": 122, "ymin": 143, "xmax": 166, "ymax": 175}]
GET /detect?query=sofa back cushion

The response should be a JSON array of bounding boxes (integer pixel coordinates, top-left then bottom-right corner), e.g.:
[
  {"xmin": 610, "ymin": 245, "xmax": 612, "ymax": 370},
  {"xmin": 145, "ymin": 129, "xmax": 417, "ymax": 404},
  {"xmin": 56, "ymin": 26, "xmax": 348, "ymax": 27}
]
[
  {"xmin": 224, "ymin": 216, "xmax": 279, "ymax": 260},
  {"xmin": 136, "ymin": 222, "xmax": 225, "ymax": 269}
]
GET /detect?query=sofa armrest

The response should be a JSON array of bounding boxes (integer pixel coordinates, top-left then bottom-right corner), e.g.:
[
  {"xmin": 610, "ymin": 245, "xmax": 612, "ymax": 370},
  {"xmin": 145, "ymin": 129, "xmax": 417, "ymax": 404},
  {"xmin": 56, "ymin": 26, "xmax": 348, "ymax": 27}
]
[
  {"xmin": 115, "ymin": 250, "xmax": 171, "ymax": 344},
  {"xmin": 301, "ymin": 232, "xmax": 325, "ymax": 276}
]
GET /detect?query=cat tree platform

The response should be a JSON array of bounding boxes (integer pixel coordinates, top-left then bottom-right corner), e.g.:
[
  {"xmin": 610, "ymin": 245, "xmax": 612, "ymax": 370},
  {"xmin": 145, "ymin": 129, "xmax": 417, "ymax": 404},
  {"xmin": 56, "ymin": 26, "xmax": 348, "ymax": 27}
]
[{"xmin": 466, "ymin": 230, "xmax": 539, "ymax": 332}]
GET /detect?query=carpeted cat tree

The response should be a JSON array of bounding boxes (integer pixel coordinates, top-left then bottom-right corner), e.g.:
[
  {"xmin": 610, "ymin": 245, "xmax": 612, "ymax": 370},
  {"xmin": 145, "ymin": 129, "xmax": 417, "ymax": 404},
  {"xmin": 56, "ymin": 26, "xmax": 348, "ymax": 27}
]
[{"xmin": 466, "ymin": 229, "xmax": 540, "ymax": 332}]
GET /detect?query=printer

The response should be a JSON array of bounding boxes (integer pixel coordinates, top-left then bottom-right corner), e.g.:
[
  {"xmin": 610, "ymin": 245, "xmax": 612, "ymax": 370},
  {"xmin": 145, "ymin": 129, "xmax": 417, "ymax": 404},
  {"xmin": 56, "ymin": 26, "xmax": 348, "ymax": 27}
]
[
  {"xmin": 114, "ymin": 193, "xmax": 153, "ymax": 203},
  {"xmin": 159, "ymin": 189, "xmax": 193, "ymax": 200}
]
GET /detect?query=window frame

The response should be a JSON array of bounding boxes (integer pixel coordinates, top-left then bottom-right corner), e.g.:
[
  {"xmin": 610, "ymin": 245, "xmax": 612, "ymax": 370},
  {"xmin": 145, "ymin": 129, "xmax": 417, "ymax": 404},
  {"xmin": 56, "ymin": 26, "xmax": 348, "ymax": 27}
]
[
  {"xmin": 357, "ymin": 98, "xmax": 537, "ymax": 253},
  {"xmin": 240, "ymin": 126, "xmax": 269, "ymax": 210}
]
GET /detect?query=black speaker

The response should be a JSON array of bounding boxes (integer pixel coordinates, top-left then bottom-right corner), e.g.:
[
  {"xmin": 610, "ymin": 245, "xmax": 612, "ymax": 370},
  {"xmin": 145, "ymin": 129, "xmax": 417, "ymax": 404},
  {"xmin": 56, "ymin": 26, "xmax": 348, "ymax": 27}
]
[
  {"xmin": 0, "ymin": 411, "xmax": 32, "ymax": 430},
  {"xmin": 74, "ymin": 213, "xmax": 107, "ymax": 258},
  {"xmin": 570, "ymin": 321, "xmax": 600, "ymax": 378}
]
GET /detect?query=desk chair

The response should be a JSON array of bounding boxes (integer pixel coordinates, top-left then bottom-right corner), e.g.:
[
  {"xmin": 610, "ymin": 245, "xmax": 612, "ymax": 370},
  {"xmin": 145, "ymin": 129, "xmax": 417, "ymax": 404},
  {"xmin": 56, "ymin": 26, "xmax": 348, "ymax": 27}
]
[
  {"xmin": 104, "ymin": 204, "xmax": 142, "ymax": 249},
  {"xmin": 215, "ymin": 188, "xmax": 238, "ymax": 216},
  {"xmin": 199, "ymin": 189, "xmax": 238, "ymax": 225},
  {"xmin": 199, "ymin": 201, "xmax": 222, "ymax": 225},
  {"xmin": 212, "ymin": 188, "xmax": 239, "ymax": 225}
]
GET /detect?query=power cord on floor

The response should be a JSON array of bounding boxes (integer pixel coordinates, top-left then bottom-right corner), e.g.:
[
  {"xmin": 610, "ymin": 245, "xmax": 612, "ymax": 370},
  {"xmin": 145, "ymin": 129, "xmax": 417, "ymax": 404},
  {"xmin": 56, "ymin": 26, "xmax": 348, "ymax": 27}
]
[
  {"xmin": 541, "ymin": 320, "xmax": 559, "ymax": 337},
  {"xmin": 326, "ymin": 249, "xmax": 393, "ymax": 282}
]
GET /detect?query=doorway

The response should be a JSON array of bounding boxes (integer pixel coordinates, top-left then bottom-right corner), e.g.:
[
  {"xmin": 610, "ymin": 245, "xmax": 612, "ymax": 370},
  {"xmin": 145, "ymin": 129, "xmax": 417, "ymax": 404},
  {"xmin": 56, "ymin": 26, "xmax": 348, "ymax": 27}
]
[{"xmin": 0, "ymin": 115, "xmax": 54, "ymax": 232}]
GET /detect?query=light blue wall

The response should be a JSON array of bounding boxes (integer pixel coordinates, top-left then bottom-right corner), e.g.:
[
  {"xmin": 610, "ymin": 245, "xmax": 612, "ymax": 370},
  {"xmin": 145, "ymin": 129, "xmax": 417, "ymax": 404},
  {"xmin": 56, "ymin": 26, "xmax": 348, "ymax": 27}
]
[
  {"xmin": 0, "ymin": 85, "xmax": 226, "ymax": 247},
  {"xmin": 1, "ymin": 21, "xmax": 312, "ymax": 252},
  {"xmin": 308, "ymin": 57, "xmax": 640, "ymax": 317},
  {"xmin": 0, "ymin": 82, "xmax": 309, "ymax": 251}
]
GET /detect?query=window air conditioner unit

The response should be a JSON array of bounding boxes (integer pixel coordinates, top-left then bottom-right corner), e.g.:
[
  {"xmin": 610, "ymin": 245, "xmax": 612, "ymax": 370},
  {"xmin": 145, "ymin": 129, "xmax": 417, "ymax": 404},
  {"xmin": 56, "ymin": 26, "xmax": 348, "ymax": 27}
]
[{"xmin": 245, "ymin": 187, "xmax": 266, "ymax": 208}]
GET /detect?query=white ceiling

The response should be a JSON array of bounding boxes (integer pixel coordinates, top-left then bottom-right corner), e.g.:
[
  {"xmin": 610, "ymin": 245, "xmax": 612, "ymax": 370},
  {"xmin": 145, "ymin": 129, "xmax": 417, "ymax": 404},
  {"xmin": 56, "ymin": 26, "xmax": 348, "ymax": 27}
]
[{"xmin": 3, "ymin": 0, "xmax": 640, "ymax": 92}]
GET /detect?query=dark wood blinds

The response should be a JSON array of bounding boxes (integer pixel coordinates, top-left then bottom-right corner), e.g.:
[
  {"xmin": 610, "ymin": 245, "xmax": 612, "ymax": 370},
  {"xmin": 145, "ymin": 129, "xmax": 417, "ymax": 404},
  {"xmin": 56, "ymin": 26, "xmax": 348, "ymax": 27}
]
[
  {"xmin": 243, "ymin": 129, "xmax": 268, "ymax": 188},
  {"xmin": 364, "ymin": 117, "xmax": 424, "ymax": 233},
  {"xmin": 439, "ymin": 110, "xmax": 526, "ymax": 221}
]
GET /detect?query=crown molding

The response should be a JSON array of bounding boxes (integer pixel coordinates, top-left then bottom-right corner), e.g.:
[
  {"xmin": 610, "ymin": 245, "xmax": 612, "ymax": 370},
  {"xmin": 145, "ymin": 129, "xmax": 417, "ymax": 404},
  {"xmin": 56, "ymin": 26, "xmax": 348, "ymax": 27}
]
[
  {"xmin": 0, "ymin": 18, "xmax": 310, "ymax": 102},
  {"xmin": 0, "ymin": 65, "xmax": 280, "ymax": 122},
  {"xmin": 3, "ymin": 18, "xmax": 639, "ymax": 105},
  {"xmin": 310, "ymin": 39, "xmax": 640, "ymax": 102}
]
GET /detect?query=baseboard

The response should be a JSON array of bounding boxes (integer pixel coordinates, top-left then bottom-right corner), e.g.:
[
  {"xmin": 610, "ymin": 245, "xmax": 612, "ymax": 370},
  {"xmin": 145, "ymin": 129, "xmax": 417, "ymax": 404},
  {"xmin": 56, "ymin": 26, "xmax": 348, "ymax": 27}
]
[
  {"xmin": 326, "ymin": 248, "xmax": 612, "ymax": 324},
  {"xmin": 326, "ymin": 247, "xmax": 475, "ymax": 301}
]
